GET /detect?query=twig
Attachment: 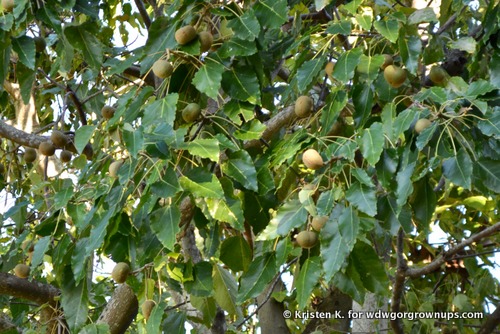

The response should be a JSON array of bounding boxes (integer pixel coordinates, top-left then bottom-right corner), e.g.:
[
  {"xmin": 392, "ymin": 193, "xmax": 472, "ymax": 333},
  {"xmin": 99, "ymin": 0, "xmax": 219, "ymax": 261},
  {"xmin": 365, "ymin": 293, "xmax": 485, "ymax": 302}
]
[{"xmin": 236, "ymin": 257, "xmax": 298, "ymax": 329}]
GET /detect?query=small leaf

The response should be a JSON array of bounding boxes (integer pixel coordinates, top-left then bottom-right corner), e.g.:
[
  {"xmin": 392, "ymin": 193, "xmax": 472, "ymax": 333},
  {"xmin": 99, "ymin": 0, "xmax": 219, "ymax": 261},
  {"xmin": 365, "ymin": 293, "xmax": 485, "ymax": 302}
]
[
  {"xmin": 442, "ymin": 149, "xmax": 473, "ymax": 190},
  {"xmin": 326, "ymin": 20, "xmax": 352, "ymax": 35},
  {"xmin": 237, "ymin": 252, "xmax": 277, "ymax": 302},
  {"xmin": 150, "ymin": 205, "xmax": 181, "ymax": 250},
  {"xmin": 449, "ymin": 37, "xmax": 477, "ymax": 54},
  {"xmin": 143, "ymin": 94, "xmax": 178, "ymax": 128},
  {"xmin": 408, "ymin": 8, "xmax": 437, "ymax": 25},
  {"xmin": 399, "ymin": 33, "xmax": 422, "ymax": 74},
  {"xmin": 374, "ymin": 20, "xmax": 399, "ymax": 43},
  {"xmin": 396, "ymin": 162, "xmax": 416, "ymax": 209},
  {"xmin": 30, "ymin": 236, "xmax": 51, "ymax": 271},
  {"xmin": 122, "ymin": 124, "xmax": 144, "ymax": 158},
  {"xmin": 392, "ymin": 108, "xmax": 417, "ymax": 141},
  {"xmin": 296, "ymin": 257, "xmax": 322, "ymax": 309},
  {"xmin": 220, "ymin": 236, "xmax": 252, "ymax": 272},
  {"xmin": 357, "ymin": 54, "xmax": 384, "ymax": 82}
]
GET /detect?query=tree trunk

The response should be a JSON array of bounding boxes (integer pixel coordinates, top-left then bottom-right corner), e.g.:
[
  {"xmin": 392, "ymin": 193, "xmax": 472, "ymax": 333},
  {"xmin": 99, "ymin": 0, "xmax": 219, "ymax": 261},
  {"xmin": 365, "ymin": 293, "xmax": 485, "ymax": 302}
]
[
  {"xmin": 257, "ymin": 279, "xmax": 290, "ymax": 334},
  {"xmin": 351, "ymin": 293, "xmax": 389, "ymax": 333},
  {"xmin": 97, "ymin": 284, "xmax": 138, "ymax": 334},
  {"xmin": 303, "ymin": 288, "xmax": 352, "ymax": 334}
]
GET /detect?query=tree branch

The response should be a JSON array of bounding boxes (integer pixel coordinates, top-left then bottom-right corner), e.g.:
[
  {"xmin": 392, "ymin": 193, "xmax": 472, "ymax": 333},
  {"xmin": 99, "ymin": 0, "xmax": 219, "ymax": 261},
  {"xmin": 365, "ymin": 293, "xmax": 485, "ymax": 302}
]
[
  {"xmin": 390, "ymin": 229, "xmax": 407, "ymax": 334},
  {"xmin": 134, "ymin": 0, "xmax": 152, "ymax": 29},
  {"xmin": 407, "ymin": 222, "xmax": 500, "ymax": 278},
  {"xmin": 478, "ymin": 305, "xmax": 500, "ymax": 334},
  {"xmin": 97, "ymin": 284, "xmax": 138, "ymax": 334},
  {"xmin": 0, "ymin": 120, "xmax": 48, "ymax": 148},
  {"xmin": 0, "ymin": 273, "xmax": 60, "ymax": 305},
  {"xmin": 244, "ymin": 105, "xmax": 296, "ymax": 149}
]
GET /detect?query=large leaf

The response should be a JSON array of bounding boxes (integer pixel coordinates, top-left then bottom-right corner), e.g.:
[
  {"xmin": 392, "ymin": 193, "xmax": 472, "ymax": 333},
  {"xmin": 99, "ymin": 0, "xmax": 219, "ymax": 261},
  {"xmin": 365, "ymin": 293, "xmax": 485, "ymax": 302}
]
[
  {"xmin": 237, "ymin": 252, "xmax": 277, "ymax": 302},
  {"xmin": 411, "ymin": 177, "xmax": 437, "ymax": 228},
  {"xmin": 74, "ymin": 125, "xmax": 95, "ymax": 154},
  {"xmin": 122, "ymin": 123, "xmax": 144, "ymax": 158},
  {"xmin": 296, "ymin": 257, "xmax": 322, "ymax": 309},
  {"xmin": 227, "ymin": 8, "xmax": 261, "ymax": 41},
  {"xmin": 185, "ymin": 261, "xmax": 214, "ymax": 297},
  {"xmin": 141, "ymin": 19, "xmax": 177, "ymax": 73},
  {"xmin": 338, "ymin": 205, "xmax": 360, "ymax": 247},
  {"xmin": 150, "ymin": 205, "xmax": 181, "ymax": 250},
  {"xmin": 297, "ymin": 58, "xmax": 325, "ymax": 93},
  {"xmin": 61, "ymin": 266, "xmax": 89, "ymax": 332},
  {"xmin": 357, "ymin": 54, "xmax": 384, "ymax": 82},
  {"xmin": 143, "ymin": 94, "xmax": 178, "ymax": 128},
  {"xmin": 475, "ymin": 159, "xmax": 500, "ymax": 193},
  {"xmin": 396, "ymin": 162, "xmax": 416, "ymax": 209},
  {"xmin": 349, "ymin": 241, "xmax": 389, "ymax": 294},
  {"xmin": 332, "ymin": 47, "xmax": 363, "ymax": 83},
  {"xmin": 63, "ymin": 23, "xmax": 103, "ymax": 71},
  {"xmin": 221, "ymin": 150, "xmax": 258, "ymax": 192},
  {"xmin": 220, "ymin": 236, "xmax": 252, "ymax": 272},
  {"xmin": 254, "ymin": 0, "xmax": 288, "ymax": 29},
  {"xmin": 221, "ymin": 66, "xmax": 261, "ymax": 104},
  {"xmin": 346, "ymin": 182, "xmax": 377, "ymax": 217},
  {"xmin": 442, "ymin": 149, "xmax": 473, "ymax": 190},
  {"xmin": 276, "ymin": 199, "xmax": 309, "ymax": 236},
  {"xmin": 30, "ymin": 236, "xmax": 51, "ymax": 271},
  {"xmin": 398, "ymin": 33, "xmax": 422, "ymax": 74},
  {"xmin": 392, "ymin": 108, "xmax": 417, "ymax": 141},
  {"xmin": 11, "ymin": 36, "xmax": 35, "ymax": 70},
  {"xmin": 373, "ymin": 19, "xmax": 399, "ymax": 43},
  {"xmin": 192, "ymin": 58, "xmax": 225, "ymax": 99},
  {"xmin": 179, "ymin": 171, "xmax": 224, "ymax": 199},
  {"xmin": 145, "ymin": 301, "xmax": 166, "ymax": 334},
  {"xmin": 213, "ymin": 265, "xmax": 240, "ymax": 316},
  {"xmin": 357, "ymin": 122, "xmax": 385, "ymax": 166}
]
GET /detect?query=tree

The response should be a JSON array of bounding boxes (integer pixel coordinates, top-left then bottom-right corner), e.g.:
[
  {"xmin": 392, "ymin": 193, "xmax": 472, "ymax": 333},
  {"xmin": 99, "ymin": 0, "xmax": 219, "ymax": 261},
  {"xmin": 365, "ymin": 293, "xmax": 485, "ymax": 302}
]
[{"xmin": 0, "ymin": 0, "xmax": 499, "ymax": 333}]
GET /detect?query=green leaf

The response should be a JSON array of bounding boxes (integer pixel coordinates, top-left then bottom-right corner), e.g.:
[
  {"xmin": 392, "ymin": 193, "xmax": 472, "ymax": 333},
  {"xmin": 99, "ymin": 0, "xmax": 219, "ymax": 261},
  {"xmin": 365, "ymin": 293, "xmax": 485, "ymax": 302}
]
[
  {"xmin": 357, "ymin": 122, "xmax": 385, "ymax": 166},
  {"xmin": 355, "ymin": 14, "xmax": 372, "ymax": 31},
  {"xmin": 150, "ymin": 167, "xmax": 180, "ymax": 198},
  {"xmin": 221, "ymin": 66, "xmax": 261, "ymax": 104},
  {"xmin": 350, "ymin": 241, "xmax": 389, "ymax": 293},
  {"xmin": 213, "ymin": 265, "xmax": 239, "ymax": 316},
  {"xmin": 276, "ymin": 199, "xmax": 309, "ymax": 236},
  {"xmin": 11, "ymin": 36, "xmax": 35, "ymax": 70},
  {"xmin": 193, "ymin": 58, "xmax": 225, "ymax": 99},
  {"xmin": 320, "ymin": 90, "xmax": 347, "ymax": 136},
  {"xmin": 411, "ymin": 177, "xmax": 436, "ymax": 228},
  {"xmin": 220, "ymin": 236, "xmax": 252, "ymax": 272},
  {"xmin": 408, "ymin": 8, "xmax": 437, "ymax": 25},
  {"xmin": 237, "ymin": 252, "xmax": 277, "ymax": 302},
  {"xmin": 333, "ymin": 266, "xmax": 365, "ymax": 304},
  {"xmin": 30, "ymin": 236, "xmax": 51, "ymax": 271},
  {"xmin": 141, "ymin": 19, "xmax": 177, "ymax": 74},
  {"xmin": 297, "ymin": 58, "xmax": 325, "ymax": 93},
  {"xmin": 223, "ymin": 100, "xmax": 255, "ymax": 125},
  {"xmin": 217, "ymin": 38, "xmax": 257, "ymax": 58},
  {"xmin": 416, "ymin": 121, "xmax": 438, "ymax": 150},
  {"xmin": 254, "ymin": 0, "xmax": 288, "ymax": 29},
  {"xmin": 74, "ymin": 125, "xmax": 95, "ymax": 154},
  {"xmin": 352, "ymin": 84, "xmax": 374, "ymax": 128},
  {"xmin": 449, "ymin": 37, "xmax": 477, "ymax": 54},
  {"xmin": 184, "ymin": 138, "xmax": 220, "ymax": 162},
  {"xmin": 357, "ymin": 54, "xmax": 384, "ymax": 82},
  {"xmin": 475, "ymin": 159, "xmax": 500, "ymax": 193},
  {"xmin": 122, "ymin": 123, "xmax": 144, "ymax": 158},
  {"xmin": 179, "ymin": 172, "xmax": 224, "ymax": 199},
  {"xmin": 145, "ymin": 300, "xmax": 165, "ymax": 334},
  {"xmin": 54, "ymin": 186, "xmax": 74, "ymax": 211},
  {"xmin": 203, "ymin": 195, "xmax": 244, "ymax": 229},
  {"xmin": 296, "ymin": 257, "xmax": 322, "ymax": 309},
  {"xmin": 322, "ymin": 226, "xmax": 348, "ymax": 281},
  {"xmin": 185, "ymin": 262, "xmax": 214, "ymax": 297},
  {"xmin": 227, "ymin": 9, "xmax": 261, "ymax": 41},
  {"xmin": 338, "ymin": 205, "xmax": 360, "ymax": 246},
  {"xmin": 234, "ymin": 119, "xmax": 266, "ymax": 140},
  {"xmin": 17, "ymin": 64, "xmax": 35, "ymax": 104},
  {"xmin": 396, "ymin": 162, "xmax": 416, "ymax": 209},
  {"xmin": 61, "ymin": 266, "xmax": 89, "ymax": 332},
  {"xmin": 143, "ymin": 94, "xmax": 178, "ymax": 128},
  {"xmin": 221, "ymin": 150, "xmax": 258, "ymax": 192},
  {"xmin": 466, "ymin": 80, "xmax": 496, "ymax": 98},
  {"xmin": 332, "ymin": 47, "xmax": 363, "ymax": 83},
  {"xmin": 86, "ymin": 208, "xmax": 115, "ymax": 257},
  {"xmin": 326, "ymin": 20, "xmax": 352, "ymax": 35},
  {"xmin": 491, "ymin": 53, "xmax": 500, "ymax": 88},
  {"xmin": 150, "ymin": 205, "xmax": 181, "ymax": 250},
  {"xmin": 392, "ymin": 108, "xmax": 416, "ymax": 141},
  {"xmin": 162, "ymin": 311, "xmax": 187, "ymax": 334},
  {"xmin": 63, "ymin": 23, "xmax": 103, "ymax": 71},
  {"xmin": 346, "ymin": 182, "xmax": 377, "ymax": 217},
  {"xmin": 373, "ymin": 20, "xmax": 399, "ymax": 43},
  {"xmin": 72, "ymin": 238, "xmax": 88, "ymax": 284},
  {"xmin": 442, "ymin": 149, "xmax": 473, "ymax": 190},
  {"xmin": 398, "ymin": 33, "xmax": 422, "ymax": 74},
  {"xmin": 79, "ymin": 324, "xmax": 110, "ymax": 334}
]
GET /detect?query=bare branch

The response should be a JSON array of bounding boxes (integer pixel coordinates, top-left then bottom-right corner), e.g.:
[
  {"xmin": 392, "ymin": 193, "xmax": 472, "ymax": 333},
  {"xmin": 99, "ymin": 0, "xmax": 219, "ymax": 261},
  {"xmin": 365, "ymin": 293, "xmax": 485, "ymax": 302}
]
[
  {"xmin": 0, "ymin": 273, "xmax": 60, "ymax": 306},
  {"xmin": 97, "ymin": 284, "xmax": 138, "ymax": 334},
  {"xmin": 0, "ymin": 120, "xmax": 48, "ymax": 148},
  {"xmin": 244, "ymin": 106, "xmax": 296, "ymax": 149},
  {"xmin": 407, "ymin": 222, "xmax": 500, "ymax": 278},
  {"xmin": 477, "ymin": 306, "xmax": 500, "ymax": 334},
  {"xmin": 134, "ymin": 0, "xmax": 152, "ymax": 28},
  {"xmin": 390, "ymin": 229, "xmax": 407, "ymax": 334}
]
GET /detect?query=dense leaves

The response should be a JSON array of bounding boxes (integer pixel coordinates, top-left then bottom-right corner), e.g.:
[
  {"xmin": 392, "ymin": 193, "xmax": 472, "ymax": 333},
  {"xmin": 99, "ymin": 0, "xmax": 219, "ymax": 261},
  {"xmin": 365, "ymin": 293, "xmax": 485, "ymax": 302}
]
[{"xmin": 0, "ymin": 0, "xmax": 499, "ymax": 333}]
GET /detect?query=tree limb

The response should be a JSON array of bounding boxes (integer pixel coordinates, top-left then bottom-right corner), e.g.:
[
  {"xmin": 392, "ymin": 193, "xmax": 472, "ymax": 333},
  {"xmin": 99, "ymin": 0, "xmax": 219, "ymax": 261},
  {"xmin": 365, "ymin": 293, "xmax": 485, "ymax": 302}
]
[
  {"xmin": 0, "ymin": 273, "xmax": 60, "ymax": 305},
  {"xmin": 244, "ymin": 106, "xmax": 296, "ymax": 149},
  {"xmin": 478, "ymin": 305, "xmax": 500, "ymax": 334},
  {"xmin": 97, "ymin": 284, "xmax": 138, "ymax": 334},
  {"xmin": 407, "ymin": 222, "xmax": 500, "ymax": 278},
  {"xmin": 134, "ymin": 0, "xmax": 152, "ymax": 29},
  {"xmin": 0, "ymin": 119, "xmax": 48, "ymax": 148},
  {"xmin": 390, "ymin": 229, "xmax": 407, "ymax": 334}
]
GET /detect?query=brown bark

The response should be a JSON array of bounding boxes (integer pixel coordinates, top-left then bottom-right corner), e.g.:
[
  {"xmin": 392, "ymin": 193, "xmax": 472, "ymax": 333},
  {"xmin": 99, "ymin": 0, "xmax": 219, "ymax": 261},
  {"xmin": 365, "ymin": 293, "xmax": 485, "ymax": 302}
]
[
  {"xmin": 0, "ymin": 273, "xmax": 60, "ymax": 305},
  {"xmin": 303, "ymin": 288, "xmax": 352, "ymax": 334},
  {"xmin": 97, "ymin": 284, "xmax": 138, "ymax": 334},
  {"xmin": 244, "ymin": 105, "xmax": 296, "ymax": 149},
  {"xmin": 478, "ymin": 305, "xmax": 500, "ymax": 334}
]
